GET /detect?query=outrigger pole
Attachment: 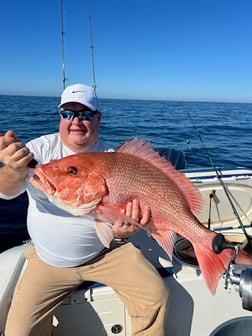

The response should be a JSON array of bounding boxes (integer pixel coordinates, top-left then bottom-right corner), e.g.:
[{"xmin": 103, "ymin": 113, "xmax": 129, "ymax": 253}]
[
  {"xmin": 60, "ymin": 0, "xmax": 96, "ymax": 91},
  {"xmin": 88, "ymin": 0, "xmax": 97, "ymax": 92},
  {"xmin": 60, "ymin": 0, "xmax": 67, "ymax": 89}
]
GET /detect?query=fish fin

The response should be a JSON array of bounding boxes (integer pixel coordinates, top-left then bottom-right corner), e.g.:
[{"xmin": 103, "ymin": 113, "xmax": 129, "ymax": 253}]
[
  {"xmin": 188, "ymin": 230, "xmax": 240, "ymax": 294},
  {"xmin": 116, "ymin": 137, "xmax": 203, "ymax": 214},
  {"xmin": 150, "ymin": 230, "xmax": 177, "ymax": 261},
  {"xmin": 97, "ymin": 204, "xmax": 148, "ymax": 232},
  {"xmin": 97, "ymin": 204, "xmax": 126, "ymax": 223},
  {"xmin": 94, "ymin": 220, "xmax": 113, "ymax": 248},
  {"xmin": 192, "ymin": 242, "xmax": 233, "ymax": 294}
]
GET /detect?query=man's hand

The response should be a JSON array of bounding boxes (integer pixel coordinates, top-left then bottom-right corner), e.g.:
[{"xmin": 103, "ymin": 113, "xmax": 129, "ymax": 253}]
[
  {"xmin": 0, "ymin": 131, "xmax": 35, "ymax": 196},
  {"xmin": 0, "ymin": 130, "xmax": 34, "ymax": 170},
  {"xmin": 113, "ymin": 199, "xmax": 151, "ymax": 239}
]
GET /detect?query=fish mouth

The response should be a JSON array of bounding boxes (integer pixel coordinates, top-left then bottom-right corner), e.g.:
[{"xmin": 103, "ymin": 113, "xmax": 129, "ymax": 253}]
[{"xmin": 30, "ymin": 171, "xmax": 56, "ymax": 195}]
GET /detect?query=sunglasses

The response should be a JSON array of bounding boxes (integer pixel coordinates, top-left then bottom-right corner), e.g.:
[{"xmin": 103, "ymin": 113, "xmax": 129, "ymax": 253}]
[{"xmin": 60, "ymin": 109, "xmax": 98, "ymax": 121}]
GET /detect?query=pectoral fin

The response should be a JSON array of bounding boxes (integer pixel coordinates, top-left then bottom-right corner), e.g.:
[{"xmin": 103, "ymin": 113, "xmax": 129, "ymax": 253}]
[
  {"xmin": 94, "ymin": 220, "xmax": 113, "ymax": 248},
  {"xmin": 98, "ymin": 204, "xmax": 147, "ymax": 231},
  {"xmin": 150, "ymin": 230, "xmax": 177, "ymax": 261}
]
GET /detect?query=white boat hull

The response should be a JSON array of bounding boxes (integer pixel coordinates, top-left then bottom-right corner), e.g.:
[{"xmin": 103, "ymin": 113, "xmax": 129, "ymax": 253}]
[{"xmin": 52, "ymin": 237, "xmax": 252, "ymax": 336}]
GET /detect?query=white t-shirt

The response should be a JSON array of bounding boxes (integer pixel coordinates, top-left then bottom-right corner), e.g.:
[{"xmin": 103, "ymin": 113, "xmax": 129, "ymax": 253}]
[{"xmin": 3, "ymin": 133, "xmax": 113, "ymax": 267}]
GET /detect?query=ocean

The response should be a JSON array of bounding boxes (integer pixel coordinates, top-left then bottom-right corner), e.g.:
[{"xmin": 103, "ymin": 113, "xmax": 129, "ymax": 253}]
[{"xmin": 0, "ymin": 95, "xmax": 251, "ymax": 252}]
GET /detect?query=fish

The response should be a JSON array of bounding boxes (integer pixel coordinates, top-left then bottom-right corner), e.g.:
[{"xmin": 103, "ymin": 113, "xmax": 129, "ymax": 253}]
[{"xmin": 30, "ymin": 137, "xmax": 252, "ymax": 294}]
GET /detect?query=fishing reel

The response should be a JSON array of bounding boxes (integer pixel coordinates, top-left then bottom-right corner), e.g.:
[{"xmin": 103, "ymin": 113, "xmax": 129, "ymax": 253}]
[{"xmin": 213, "ymin": 233, "xmax": 252, "ymax": 311}]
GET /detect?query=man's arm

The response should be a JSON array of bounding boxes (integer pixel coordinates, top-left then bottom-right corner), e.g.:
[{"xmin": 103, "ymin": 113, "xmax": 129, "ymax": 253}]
[{"xmin": 0, "ymin": 165, "xmax": 27, "ymax": 196}]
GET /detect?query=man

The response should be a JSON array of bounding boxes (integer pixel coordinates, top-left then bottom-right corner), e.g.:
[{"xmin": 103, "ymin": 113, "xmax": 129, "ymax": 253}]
[{"xmin": 0, "ymin": 83, "xmax": 168, "ymax": 336}]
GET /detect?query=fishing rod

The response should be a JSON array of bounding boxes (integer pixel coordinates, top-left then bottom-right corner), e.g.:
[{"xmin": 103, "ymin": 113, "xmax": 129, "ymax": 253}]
[
  {"xmin": 88, "ymin": 0, "xmax": 97, "ymax": 92},
  {"xmin": 60, "ymin": 0, "xmax": 67, "ymax": 89},
  {"xmin": 186, "ymin": 110, "xmax": 252, "ymax": 250},
  {"xmin": 60, "ymin": 0, "xmax": 96, "ymax": 91}
]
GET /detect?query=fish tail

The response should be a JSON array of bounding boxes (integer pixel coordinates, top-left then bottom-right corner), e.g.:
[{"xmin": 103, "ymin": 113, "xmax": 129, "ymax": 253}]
[
  {"xmin": 194, "ymin": 233, "xmax": 252, "ymax": 294},
  {"xmin": 192, "ymin": 236, "xmax": 233, "ymax": 294}
]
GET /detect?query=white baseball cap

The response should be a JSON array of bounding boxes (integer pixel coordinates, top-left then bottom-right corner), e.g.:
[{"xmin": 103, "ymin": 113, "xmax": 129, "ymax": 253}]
[{"xmin": 58, "ymin": 83, "xmax": 100, "ymax": 111}]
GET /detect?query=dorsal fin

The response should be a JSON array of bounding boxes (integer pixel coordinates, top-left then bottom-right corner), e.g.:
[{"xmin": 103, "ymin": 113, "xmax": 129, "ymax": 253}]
[{"xmin": 116, "ymin": 137, "xmax": 203, "ymax": 214}]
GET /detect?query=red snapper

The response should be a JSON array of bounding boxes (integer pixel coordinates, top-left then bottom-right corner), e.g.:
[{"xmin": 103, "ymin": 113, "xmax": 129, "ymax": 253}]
[{"xmin": 30, "ymin": 137, "xmax": 252, "ymax": 294}]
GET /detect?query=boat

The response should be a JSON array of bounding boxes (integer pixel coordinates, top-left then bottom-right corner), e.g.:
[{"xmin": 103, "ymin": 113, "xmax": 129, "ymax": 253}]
[{"xmin": 1, "ymin": 165, "xmax": 252, "ymax": 335}]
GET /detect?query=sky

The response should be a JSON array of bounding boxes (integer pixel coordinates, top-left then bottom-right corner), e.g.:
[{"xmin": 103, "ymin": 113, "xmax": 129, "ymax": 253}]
[{"xmin": 1, "ymin": 0, "xmax": 252, "ymax": 102}]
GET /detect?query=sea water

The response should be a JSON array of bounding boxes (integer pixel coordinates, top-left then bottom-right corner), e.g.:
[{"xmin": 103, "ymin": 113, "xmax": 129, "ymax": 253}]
[{"xmin": 0, "ymin": 95, "xmax": 251, "ymax": 252}]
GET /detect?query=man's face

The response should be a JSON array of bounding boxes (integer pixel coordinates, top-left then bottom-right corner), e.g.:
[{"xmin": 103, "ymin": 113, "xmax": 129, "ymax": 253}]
[{"xmin": 59, "ymin": 102, "xmax": 101, "ymax": 153}]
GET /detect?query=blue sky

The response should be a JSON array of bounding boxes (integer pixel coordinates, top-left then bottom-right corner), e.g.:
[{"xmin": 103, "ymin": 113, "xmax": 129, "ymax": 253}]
[{"xmin": 1, "ymin": 0, "xmax": 252, "ymax": 102}]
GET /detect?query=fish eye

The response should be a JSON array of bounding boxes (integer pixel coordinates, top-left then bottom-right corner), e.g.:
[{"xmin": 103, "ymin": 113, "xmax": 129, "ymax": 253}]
[{"xmin": 67, "ymin": 166, "xmax": 78, "ymax": 175}]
